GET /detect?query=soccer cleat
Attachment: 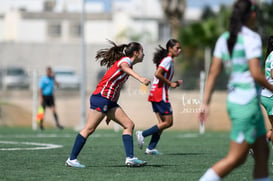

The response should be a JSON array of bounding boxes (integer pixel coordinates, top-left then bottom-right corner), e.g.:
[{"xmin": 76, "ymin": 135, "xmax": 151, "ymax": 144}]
[
  {"xmin": 125, "ymin": 157, "xmax": 147, "ymax": 167},
  {"xmin": 248, "ymin": 148, "xmax": 254, "ymax": 156},
  {"xmin": 136, "ymin": 131, "xmax": 144, "ymax": 149},
  {"xmin": 145, "ymin": 148, "xmax": 162, "ymax": 155},
  {"xmin": 65, "ymin": 158, "xmax": 85, "ymax": 168}
]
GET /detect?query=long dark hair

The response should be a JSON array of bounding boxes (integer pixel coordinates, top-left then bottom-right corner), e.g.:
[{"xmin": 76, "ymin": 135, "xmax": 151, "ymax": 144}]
[
  {"xmin": 96, "ymin": 40, "xmax": 142, "ymax": 68},
  {"xmin": 227, "ymin": 0, "xmax": 256, "ymax": 55},
  {"xmin": 153, "ymin": 39, "xmax": 179, "ymax": 67},
  {"xmin": 266, "ymin": 35, "xmax": 273, "ymax": 58}
]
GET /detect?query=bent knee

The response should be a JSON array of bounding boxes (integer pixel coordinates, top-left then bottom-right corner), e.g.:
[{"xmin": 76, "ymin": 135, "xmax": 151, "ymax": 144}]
[
  {"xmin": 124, "ymin": 120, "xmax": 135, "ymax": 130},
  {"xmin": 162, "ymin": 121, "xmax": 173, "ymax": 129},
  {"xmin": 81, "ymin": 127, "xmax": 96, "ymax": 138}
]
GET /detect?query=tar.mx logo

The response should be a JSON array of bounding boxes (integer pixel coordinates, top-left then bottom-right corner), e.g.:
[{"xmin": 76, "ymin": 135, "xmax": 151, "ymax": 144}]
[{"xmin": 181, "ymin": 94, "xmax": 202, "ymax": 113}]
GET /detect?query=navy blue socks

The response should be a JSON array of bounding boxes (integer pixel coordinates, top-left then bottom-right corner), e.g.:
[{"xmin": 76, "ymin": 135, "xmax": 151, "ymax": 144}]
[
  {"xmin": 122, "ymin": 134, "xmax": 134, "ymax": 158},
  {"xmin": 70, "ymin": 133, "xmax": 86, "ymax": 160},
  {"xmin": 142, "ymin": 125, "xmax": 160, "ymax": 137},
  {"xmin": 142, "ymin": 125, "xmax": 160, "ymax": 150},
  {"xmin": 148, "ymin": 133, "xmax": 161, "ymax": 150}
]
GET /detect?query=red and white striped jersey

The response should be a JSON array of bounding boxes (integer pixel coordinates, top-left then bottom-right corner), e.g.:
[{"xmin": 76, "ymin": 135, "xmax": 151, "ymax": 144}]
[
  {"xmin": 93, "ymin": 57, "xmax": 132, "ymax": 102},
  {"xmin": 148, "ymin": 55, "xmax": 174, "ymax": 103}
]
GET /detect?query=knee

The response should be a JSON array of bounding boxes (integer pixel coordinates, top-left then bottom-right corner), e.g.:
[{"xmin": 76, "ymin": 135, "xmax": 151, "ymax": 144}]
[
  {"xmin": 124, "ymin": 120, "xmax": 135, "ymax": 131},
  {"xmin": 167, "ymin": 121, "xmax": 173, "ymax": 128},
  {"xmin": 81, "ymin": 127, "xmax": 96, "ymax": 137},
  {"xmin": 162, "ymin": 121, "xmax": 173, "ymax": 129}
]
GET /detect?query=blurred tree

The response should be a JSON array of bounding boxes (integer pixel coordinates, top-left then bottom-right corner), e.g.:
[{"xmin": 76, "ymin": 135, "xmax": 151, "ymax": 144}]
[
  {"xmin": 201, "ymin": 5, "xmax": 216, "ymax": 20},
  {"xmin": 177, "ymin": 5, "xmax": 231, "ymax": 90},
  {"xmin": 257, "ymin": 2, "xmax": 273, "ymax": 43},
  {"xmin": 175, "ymin": 2, "xmax": 273, "ymax": 90},
  {"xmin": 161, "ymin": 0, "xmax": 186, "ymax": 38}
]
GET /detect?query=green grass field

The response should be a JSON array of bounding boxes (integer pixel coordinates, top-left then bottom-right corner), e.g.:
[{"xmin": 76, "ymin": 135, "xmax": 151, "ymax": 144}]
[{"xmin": 0, "ymin": 127, "xmax": 272, "ymax": 181}]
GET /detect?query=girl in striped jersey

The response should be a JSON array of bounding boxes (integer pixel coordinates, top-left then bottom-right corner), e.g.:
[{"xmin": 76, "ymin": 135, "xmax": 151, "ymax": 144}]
[
  {"xmin": 66, "ymin": 41, "xmax": 150, "ymax": 168},
  {"xmin": 136, "ymin": 39, "xmax": 182, "ymax": 155},
  {"xmin": 199, "ymin": 0, "xmax": 273, "ymax": 180},
  {"xmin": 261, "ymin": 35, "xmax": 273, "ymax": 155}
]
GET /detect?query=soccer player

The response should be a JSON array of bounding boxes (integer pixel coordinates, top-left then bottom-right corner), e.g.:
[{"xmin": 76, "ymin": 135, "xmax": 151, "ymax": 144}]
[
  {"xmin": 39, "ymin": 66, "xmax": 63, "ymax": 130},
  {"xmin": 261, "ymin": 35, "xmax": 273, "ymax": 158},
  {"xmin": 198, "ymin": 0, "xmax": 273, "ymax": 180},
  {"xmin": 65, "ymin": 41, "xmax": 150, "ymax": 168},
  {"xmin": 136, "ymin": 39, "xmax": 182, "ymax": 155}
]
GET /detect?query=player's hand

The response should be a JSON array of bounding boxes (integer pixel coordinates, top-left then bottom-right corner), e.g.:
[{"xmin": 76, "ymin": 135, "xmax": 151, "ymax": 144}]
[
  {"xmin": 141, "ymin": 77, "xmax": 150, "ymax": 86},
  {"xmin": 170, "ymin": 80, "xmax": 182, "ymax": 88},
  {"xmin": 176, "ymin": 80, "xmax": 183, "ymax": 86},
  {"xmin": 198, "ymin": 104, "xmax": 209, "ymax": 121}
]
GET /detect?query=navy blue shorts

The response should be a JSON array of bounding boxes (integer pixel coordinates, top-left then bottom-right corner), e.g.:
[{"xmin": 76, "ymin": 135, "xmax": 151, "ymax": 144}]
[
  {"xmin": 90, "ymin": 93, "xmax": 120, "ymax": 114},
  {"xmin": 151, "ymin": 101, "xmax": 173, "ymax": 115}
]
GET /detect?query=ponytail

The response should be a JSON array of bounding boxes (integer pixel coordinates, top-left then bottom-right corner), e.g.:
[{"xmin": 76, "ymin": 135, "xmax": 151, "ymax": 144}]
[
  {"xmin": 153, "ymin": 39, "xmax": 179, "ymax": 67},
  {"xmin": 153, "ymin": 45, "xmax": 168, "ymax": 67},
  {"xmin": 95, "ymin": 40, "xmax": 142, "ymax": 68},
  {"xmin": 96, "ymin": 40, "xmax": 127, "ymax": 68},
  {"xmin": 227, "ymin": 0, "xmax": 254, "ymax": 55},
  {"xmin": 266, "ymin": 35, "xmax": 273, "ymax": 58}
]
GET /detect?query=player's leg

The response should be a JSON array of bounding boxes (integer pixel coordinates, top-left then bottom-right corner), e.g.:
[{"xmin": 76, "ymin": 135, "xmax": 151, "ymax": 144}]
[
  {"xmin": 268, "ymin": 116, "xmax": 273, "ymax": 143},
  {"xmin": 261, "ymin": 96, "xmax": 273, "ymax": 143},
  {"xmin": 251, "ymin": 135, "xmax": 270, "ymax": 180},
  {"xmin": 200, "ymin": 140, "xmax": 249, "ymax": 180},
  {"xmin": 66, "ymin": 109, "xmax": 105, "ymax": 168},
  {"xmin": 251, "ymin": 105, "xmax": 271, "ymax": 180},
  {"xmin": 107, "ymin": 107, "xmax": 147, "ymax": 167},
  {"xmin": 145, "ymin": 113, "xmax": 173, "ymax": 154},
  {"xmin": 49, "ymin": 96, "xmax": 63, "ymax": 129},
  {"xmin": 136, "ymin": 102, "xmax": 172, "ymax": 150},
  {"xmin": 157, "ymin": 113, "xmax": 173, "ymax": 130},
  {"xmin": 50, "ymin": 105, "xmax": 63, "ymax": 129}
]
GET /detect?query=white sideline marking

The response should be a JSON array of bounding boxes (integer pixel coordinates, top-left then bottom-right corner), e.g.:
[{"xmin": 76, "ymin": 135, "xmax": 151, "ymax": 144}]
[
  {"xmin": 176, "ymin": 133, "xmax": 198, "ymax": 138},
  {"xmin": 0, "ymin": 133, "xmax": 116, "ymax": 139},
  {"xmin": 0, "ymin": 141, "xmax": 63, "ymax": 151}
]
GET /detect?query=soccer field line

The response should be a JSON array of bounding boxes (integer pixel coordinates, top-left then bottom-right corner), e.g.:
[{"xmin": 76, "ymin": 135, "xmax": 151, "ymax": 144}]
[
  {"xmin": 0, "ymin": 140, "xmax": 63, "ymax": 151},
  {"xmin": 175, "ymin": 133, "xmax": 199, "ymax": 138},
  {"xmin": 0, "ymin": 133, "xmax": 117, "ymax": 139}
]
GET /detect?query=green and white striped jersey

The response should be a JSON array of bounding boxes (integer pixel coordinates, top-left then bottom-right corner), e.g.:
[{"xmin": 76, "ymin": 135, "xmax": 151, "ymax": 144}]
[
  {"xmin": 213, "ymin": 26, "xmax": 262, "ymax": 105},
  {"xmin": 261, "ymin": 51, "xmax": 273, "ymax": 97}
]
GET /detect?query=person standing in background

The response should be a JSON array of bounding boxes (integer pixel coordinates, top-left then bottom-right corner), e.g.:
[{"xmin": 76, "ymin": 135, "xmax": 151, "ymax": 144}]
[{"xmin": 39, "ymin": 66, "xmax": 63, "ymax": 130}]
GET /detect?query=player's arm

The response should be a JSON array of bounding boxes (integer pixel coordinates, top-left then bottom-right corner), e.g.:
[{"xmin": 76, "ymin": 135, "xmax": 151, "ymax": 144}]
[
  {"xmin": 54, "ymin": 79, "xmax": 59, "ymax": 87},
  {"xmin": 155, "ymin": 67, "xmax": 181, "ymax": 88},
  {"xmin": 51, "ymin": 72, "xmax": 59, "ymax": 87},
  {"xmin": 120, "ymin": 62, "xmax": 150, "ymax": 86},
  {"xmin": 203, "ymin": 57, "xmax": 222, "ymax": 105},
  {"xmin": 199, "ymin": 56, "xmax": 222, "ymax": 121},
  {"xmin": 249, "ymin": 58, "xmax": 273, "ymax": 92},
  {"xmin": 271, "ymin": 62, "xmax": 273, "ymax": 78}
]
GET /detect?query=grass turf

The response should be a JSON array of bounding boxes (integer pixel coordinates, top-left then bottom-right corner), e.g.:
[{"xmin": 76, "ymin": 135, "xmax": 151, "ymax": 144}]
[{"xmin": 0, "ymin": 127, "xmax": 272, "ymax": 181}]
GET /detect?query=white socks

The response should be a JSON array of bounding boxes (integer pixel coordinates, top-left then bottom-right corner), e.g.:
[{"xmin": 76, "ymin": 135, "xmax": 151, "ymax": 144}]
[
  {"xmin": 199, "ymin": 168, "xmax": 221, "ymax": 181},
  {"xmin": 199, "ymin": 168, "xmax": 271, "ymax": 181}
]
